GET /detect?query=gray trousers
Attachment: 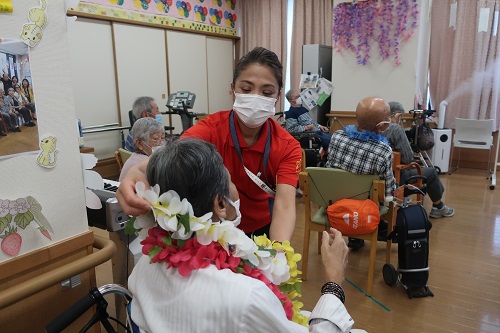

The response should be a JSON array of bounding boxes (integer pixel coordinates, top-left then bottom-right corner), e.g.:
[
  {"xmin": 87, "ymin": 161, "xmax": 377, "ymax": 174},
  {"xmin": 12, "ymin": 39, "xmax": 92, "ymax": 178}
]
[{"xmin": 400, "ymin": 167, "xmax": 444, "ymax": 203}]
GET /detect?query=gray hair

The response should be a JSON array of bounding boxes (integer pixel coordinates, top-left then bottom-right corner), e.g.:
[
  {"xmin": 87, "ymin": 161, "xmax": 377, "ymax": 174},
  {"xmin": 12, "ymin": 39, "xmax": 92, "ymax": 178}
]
[
  {"xmin": 132, "ymin": 96, "xmax": 155, "ymax": 119},
  {"xmin": 7, "ymin": 88, "xmax": 14, "ymax": 93},
  {"xmin": 147, "ymin": 138, "xmax": 230, "ymax": 216},
  {"xmin": 285, "ymin": 89, "xmax": 297, "ymax": 101},
  {"xmin": 131, "ymin": 118, "xmax": 164, "ymax": 150},
  {"xmin": 388, "ymin": 101, "xmax": 405, "ymax": 116}
]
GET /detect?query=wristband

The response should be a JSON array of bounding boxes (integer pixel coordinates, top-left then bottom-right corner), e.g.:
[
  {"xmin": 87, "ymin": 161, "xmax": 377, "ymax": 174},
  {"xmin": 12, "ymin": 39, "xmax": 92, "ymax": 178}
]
[{"xmin": 321, "ymin": 281, "xmax": 345, "ymax": 304}]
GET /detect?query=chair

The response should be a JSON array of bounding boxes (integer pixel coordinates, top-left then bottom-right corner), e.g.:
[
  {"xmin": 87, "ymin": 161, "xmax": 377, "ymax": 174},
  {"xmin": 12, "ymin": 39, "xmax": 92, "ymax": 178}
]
[
  {"xmin": 450, "ymin": 118, "xmax": 494, "ymax": 176},
  {"xmin": 299, "ymin": 167, "xmax": 386, "ymax": 296},
  {"xmin": 128, "ymin": 110, "xmax": 137, "ymax": 127},
  {"xmin": 115, "ymin": 148, "xmax": 132, "ymax": 171}
]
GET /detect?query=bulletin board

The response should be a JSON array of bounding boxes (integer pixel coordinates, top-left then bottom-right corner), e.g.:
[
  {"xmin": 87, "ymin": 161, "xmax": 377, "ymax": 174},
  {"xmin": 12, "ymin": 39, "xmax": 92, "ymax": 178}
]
[{"xmin": 0, "ymin": 1, "xmax": 89, "ymax": 263}]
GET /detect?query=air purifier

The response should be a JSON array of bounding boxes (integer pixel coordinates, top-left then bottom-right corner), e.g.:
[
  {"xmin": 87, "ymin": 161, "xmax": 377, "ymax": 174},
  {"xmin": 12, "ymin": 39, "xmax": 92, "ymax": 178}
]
[{"xmin": 429, "ymin": 128, "xmax": 452, "ymax": 173}]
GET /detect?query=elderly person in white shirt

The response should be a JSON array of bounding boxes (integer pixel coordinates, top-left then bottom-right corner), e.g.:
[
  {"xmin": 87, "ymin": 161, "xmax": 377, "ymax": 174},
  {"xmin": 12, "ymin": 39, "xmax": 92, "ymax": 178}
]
[{"xmin": 128, "ymin": 137, "xmax": 367, "ymax": 333}]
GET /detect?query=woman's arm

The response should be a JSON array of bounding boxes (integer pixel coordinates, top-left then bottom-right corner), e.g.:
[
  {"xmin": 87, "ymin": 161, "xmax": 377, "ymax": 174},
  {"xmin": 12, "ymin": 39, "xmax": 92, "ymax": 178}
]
[
  {"xmin": 115, "ymin": 158, "xmax": 151, "ymax": 216},
  {"xmin": 269, "ymin": 183, "xmax": 296, "ymax": 242}
]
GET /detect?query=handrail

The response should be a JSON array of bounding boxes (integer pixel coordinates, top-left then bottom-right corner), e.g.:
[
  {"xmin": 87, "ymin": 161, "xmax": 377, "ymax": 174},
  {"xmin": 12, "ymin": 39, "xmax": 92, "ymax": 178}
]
[
  {"xmin": 82, "ymin": 123, "xmax": 120, "ymax": 130},
  {"xmin": 82, "ymin": 126, "xmax": 131, "ymax": 134},
  {"xmin": 0, "ymin": 236, "xmax": 116, "ymax": 309}
]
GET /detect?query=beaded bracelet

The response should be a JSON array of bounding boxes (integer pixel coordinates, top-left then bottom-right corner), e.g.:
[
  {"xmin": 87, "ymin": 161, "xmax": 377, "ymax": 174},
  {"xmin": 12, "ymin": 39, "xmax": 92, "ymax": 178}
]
[{"xmin": 321, "ymin": 282, "xmax": 345, "ymax": 304}]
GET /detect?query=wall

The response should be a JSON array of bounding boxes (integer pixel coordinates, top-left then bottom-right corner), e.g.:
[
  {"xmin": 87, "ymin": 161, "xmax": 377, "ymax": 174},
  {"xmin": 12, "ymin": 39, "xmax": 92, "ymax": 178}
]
[
  {"xmin": 0, "ymin": 1, "xmax": 89, "ymax": 263},
  {"xmin": 331, "ymin": 0, "xmax": 429, "ymax": 110},
  {"xmin": 67, "ymin": 16, "xmax": 235, "ymax": 160}
]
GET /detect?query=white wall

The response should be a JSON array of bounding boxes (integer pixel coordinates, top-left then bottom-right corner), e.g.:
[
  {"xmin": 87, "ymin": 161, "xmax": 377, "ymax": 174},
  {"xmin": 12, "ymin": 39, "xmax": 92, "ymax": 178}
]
[
  {"xmin": 0, "ymin": 2, "xmax": 89, "ymax": 263},
  {"xmin": 331, "ymin": 0, "xmax": 427, "ymax": 111},
  {"xmin": 67, "ymin": 21, "xmax": 235, "ymax": 154}
]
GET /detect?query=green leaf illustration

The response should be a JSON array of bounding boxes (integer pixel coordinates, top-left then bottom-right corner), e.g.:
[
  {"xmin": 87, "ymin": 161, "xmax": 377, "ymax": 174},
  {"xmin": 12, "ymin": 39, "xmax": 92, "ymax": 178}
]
[
  {"xmin": 15, "ymin": 211, "xmax": 34, "ymax": 229},
  {"xmin": 0, "ymin": 214, "xmax": 12, "ymax": 234},
  {"xmin": 27, "ymin": 196, "xmax": 42, "ymax": 212}
]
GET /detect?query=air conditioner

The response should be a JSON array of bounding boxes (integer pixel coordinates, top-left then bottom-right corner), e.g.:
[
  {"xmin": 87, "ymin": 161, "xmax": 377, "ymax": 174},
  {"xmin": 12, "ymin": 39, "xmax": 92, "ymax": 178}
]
[{"xmin": 429, "ymin": 129, "xmax": 452, "ymax": 173}]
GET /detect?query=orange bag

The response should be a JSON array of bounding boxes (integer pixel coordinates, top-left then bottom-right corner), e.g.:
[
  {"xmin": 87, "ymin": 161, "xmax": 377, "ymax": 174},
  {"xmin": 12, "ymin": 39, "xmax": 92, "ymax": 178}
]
[{"xmin": 326, "ymin": 199, "xmax": 380, "ymax": 235}]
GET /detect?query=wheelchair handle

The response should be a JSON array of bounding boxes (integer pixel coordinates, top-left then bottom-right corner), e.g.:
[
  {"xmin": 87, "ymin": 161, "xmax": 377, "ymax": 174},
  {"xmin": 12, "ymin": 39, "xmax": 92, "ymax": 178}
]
[{"xmin": 45, "ymin": 288, "xmax": 103, "ymax": 333}]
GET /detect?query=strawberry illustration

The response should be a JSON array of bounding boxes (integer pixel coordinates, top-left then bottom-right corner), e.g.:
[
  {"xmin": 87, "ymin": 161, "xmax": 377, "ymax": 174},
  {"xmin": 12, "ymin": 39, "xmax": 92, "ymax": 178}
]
[
  {"xmin": 39, "ymin": 227, "xmax": 52, "ymax": 241},
  {"xmin": 1, "ymin": 226, "xmax": 22, "ymax": 256}
]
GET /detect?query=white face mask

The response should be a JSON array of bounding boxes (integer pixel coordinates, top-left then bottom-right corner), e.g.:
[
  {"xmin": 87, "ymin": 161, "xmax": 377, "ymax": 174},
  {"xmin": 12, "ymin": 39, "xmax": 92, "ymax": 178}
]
[
  {"xmin": 142, "ymin": 141, "xmax": 162, "ymax": 156},
  {"xmin": 155, "ymin": 114, "xmax": 163, "ymax": 123},
  {"xmin": 295, "ymin": 97, "xmax": 302, "ymax": 105},
  {"xmin": 233, "ymin": 93, "xmax": 276, "ymax": 128},
  {"xmin": 220, "ymin": 197, "xmax": 241, "ymax": 227}
]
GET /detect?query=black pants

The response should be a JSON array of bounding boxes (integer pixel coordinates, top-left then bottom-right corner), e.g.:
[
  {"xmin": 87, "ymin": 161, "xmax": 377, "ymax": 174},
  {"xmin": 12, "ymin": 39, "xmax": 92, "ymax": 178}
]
[
  {"xmin": 17, "ymin": 107, "xmax": 32, "ymax": 123},
  {"xmin": 400, "ymin": 167, "xmax": 444, "ymax": 202}
]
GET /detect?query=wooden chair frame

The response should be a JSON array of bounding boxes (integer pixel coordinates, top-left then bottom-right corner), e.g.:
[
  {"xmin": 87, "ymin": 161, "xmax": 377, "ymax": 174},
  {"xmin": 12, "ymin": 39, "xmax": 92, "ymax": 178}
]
[{"xmin": 299, "ymin": 167, "xmax": 386, "ymax": 296}]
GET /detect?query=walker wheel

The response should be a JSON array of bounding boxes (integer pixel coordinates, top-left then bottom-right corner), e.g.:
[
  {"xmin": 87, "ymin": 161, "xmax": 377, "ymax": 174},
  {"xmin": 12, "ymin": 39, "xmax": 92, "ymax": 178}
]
[
  {"xmin": 383, "ymin": 263, "xmax": 398, "ymax": 286},
  {"xmin": 490, "ymin": 185, "xmax": 495, "ymax": 190}
]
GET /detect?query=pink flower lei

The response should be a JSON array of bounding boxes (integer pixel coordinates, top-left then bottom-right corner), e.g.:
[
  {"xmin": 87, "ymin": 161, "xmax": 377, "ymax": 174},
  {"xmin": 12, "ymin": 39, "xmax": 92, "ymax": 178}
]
[
  {"xmin": 141, "ymin": 226, "xmax": 295, "ymax": 320},
  {"xmin": 332, "ymin": 0, "xmax": 419, "ymax": 66}
]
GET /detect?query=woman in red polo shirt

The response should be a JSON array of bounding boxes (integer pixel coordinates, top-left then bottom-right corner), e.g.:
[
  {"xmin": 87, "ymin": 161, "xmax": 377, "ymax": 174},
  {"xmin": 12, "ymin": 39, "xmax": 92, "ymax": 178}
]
[{"xmin": 116, "ymin": 47, "xmax": 302, "ymax": 242}]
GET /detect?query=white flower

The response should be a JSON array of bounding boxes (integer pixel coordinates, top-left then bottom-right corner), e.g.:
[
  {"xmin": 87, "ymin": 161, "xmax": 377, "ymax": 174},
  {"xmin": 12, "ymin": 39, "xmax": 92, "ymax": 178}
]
[
  {"xmin": 259, "ymin": 252, "xmax": 290, "ymax": 285},
  {"xmin": 9, "ymin": 198, "xmax": 31, "ymax": 215},
  {"xmin": 134, "ymin": 212, "xmax": 156, "ymax": 239}
]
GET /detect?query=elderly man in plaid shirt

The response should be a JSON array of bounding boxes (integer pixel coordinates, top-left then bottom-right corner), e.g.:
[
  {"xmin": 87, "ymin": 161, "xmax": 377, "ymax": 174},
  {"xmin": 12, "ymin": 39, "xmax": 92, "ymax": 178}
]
[{"xmin": 325, "ymin": 97, "xmax": 396, "ymax": 250}]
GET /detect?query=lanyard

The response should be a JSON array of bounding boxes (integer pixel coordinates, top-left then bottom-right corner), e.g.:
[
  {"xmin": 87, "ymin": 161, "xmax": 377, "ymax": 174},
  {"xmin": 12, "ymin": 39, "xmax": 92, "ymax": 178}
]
[{"xmin": 229, "ymin": 111, "xmax": 276, "ymax": 196}]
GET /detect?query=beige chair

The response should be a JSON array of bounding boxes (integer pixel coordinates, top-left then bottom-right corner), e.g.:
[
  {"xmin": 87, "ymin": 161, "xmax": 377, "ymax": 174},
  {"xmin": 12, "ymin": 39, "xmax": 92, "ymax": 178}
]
[
  {"xmin": 115, "ymin": 148, "xmax": 132, "ymax": 171},
  {"xmin": 299, "ymin": 167, "xmax": 387, "ymax": 296}
]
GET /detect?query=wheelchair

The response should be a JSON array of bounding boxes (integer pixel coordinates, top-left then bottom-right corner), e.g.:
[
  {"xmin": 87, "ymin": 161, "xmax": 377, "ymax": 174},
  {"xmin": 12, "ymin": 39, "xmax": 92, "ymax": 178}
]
[
  {"xmin": 291, "ymin": 132, "xmax": 327, "ymax": 167},
  {"xmin": 45, "ymin": 284, "xmax": 137, "ymax": 333}
]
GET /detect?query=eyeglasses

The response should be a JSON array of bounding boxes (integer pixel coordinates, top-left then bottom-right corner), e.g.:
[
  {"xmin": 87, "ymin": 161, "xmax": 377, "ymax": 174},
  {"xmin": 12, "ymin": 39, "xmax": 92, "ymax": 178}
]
[{"xmin": 149, "ymin": 137, "xmax": 166, "ymax": 145}]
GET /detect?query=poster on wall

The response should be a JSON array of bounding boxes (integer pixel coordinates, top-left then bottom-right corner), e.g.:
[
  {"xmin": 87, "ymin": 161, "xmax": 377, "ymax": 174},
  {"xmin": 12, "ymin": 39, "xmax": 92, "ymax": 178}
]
[
  {"xmin": 0, "ymin": 39, "xmax": 39, "ymax": 159},
  {"xmin": 81, "ymin": 0, "xmax": 237, "ymax": 28}
]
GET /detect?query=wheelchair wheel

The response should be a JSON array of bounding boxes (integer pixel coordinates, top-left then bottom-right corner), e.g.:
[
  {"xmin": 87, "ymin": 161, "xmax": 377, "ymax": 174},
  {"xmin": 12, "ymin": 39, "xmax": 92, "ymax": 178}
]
[{"xmin": 383, "ymin": 263, "xmax": 398, "ymax": 286}]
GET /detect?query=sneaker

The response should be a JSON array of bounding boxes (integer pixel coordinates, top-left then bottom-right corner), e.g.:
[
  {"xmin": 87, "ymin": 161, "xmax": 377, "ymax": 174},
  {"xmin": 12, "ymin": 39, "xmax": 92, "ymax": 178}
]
[
  {"xmin": 25, "ymin": 121, "xmax": 36, "ymax": 127},
  {"xmin": 295, "ymin": 188, "xmax": 303, "ymax": 198},
  {"xmin": 429, "ymin": 205, "xmax": 455, "ymax": 218},
  {"xmin": 348, "ymin": 238, "xmax": 365, "ymax": 250},
  {"xmin": 0, "ymin": 132, "xmax": 6, "ymax": 136}
]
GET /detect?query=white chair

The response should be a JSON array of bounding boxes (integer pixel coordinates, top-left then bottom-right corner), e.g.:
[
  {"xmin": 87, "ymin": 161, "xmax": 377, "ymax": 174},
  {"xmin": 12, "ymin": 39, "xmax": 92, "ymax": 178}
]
[{"xmin": 450, "ymin": 118, "xmax": 494, "ymax": 176}]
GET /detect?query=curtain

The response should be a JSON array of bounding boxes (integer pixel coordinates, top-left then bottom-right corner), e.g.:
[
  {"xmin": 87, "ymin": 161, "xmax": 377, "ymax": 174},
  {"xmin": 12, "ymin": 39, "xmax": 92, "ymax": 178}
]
[
  {"xmin": 429, "ymin": 0, "xmax": 500, "ymax": 130},
  {"xmin": 238, "ymin": 0, "xmax": 288, "ymax": 111},
  {"xmin": 290, "ymin": 0, "xmax": 333, "ymax": 92}
]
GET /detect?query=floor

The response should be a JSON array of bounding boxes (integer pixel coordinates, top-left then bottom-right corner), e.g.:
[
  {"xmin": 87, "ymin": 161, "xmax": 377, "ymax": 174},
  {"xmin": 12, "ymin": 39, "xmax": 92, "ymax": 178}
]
[
  {"xmin": 0, "ymin": 119, "xmax": 39, "ymax": 157},
  {"xmin": 94, "ymin": 167, "xmax": 500, "ymax": 333}
]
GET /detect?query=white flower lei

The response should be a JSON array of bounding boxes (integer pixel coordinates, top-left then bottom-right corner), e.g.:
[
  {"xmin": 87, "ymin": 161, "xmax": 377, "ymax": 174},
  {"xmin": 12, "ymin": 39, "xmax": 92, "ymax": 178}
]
[{"xmin": 131, "ymin": 182, "xmax": 290, "ymax": 285}]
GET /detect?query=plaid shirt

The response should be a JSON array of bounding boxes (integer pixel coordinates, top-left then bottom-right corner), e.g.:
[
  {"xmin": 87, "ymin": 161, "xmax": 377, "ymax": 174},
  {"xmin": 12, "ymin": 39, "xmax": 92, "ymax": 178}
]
[{"xmin": 326, "ymin": 130, "xmax": 396, "ymax": 197}]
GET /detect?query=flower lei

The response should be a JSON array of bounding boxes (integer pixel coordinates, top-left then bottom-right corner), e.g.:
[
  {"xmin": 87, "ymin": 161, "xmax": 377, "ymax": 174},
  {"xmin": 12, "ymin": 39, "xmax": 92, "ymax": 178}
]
[
  {"xmin": 332, "ymin": 0, "xmax": 419, "ymax": 66},
  {"xmin": 125, "ymin": 182, "xmax": 308, "ymax": 327},
  {"xmin": 344, "ymin": 124, "xmax": 390, "ymax": 145}
]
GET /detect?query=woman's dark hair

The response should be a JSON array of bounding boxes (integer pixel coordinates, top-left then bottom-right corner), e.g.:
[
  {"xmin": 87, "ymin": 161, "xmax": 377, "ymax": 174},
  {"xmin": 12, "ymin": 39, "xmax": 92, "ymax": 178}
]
[
  {"xmin": 146, "ymin": 138, "xmax": 230, "ymax": 216},
  {"xmin": 11, "ymin": 76, "xmax": 18, "ymax": 83},
  {"xmin": 22, "ymin": 79, "xmax": 30, "ymax": 87},
  {"xmin": 233, "ymin": 47, "xmax": 283, "ymax": 91}
]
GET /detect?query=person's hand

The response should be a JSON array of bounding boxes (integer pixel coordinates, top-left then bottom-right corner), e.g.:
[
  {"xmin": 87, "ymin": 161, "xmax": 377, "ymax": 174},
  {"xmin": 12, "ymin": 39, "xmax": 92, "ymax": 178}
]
[
  {"xmin": 319, "ymin": 125, "xmax": 329, "ymax": 132},
  {"xmin": 305, "ymin": 124, "xmax": 314, "ymax": 131},
  {"xmin": 321, "ymin": 227, "xmax": 348, "ymax": 285},
  {"xmin": 115, "ymin": 163, "xmax": 152, "ymax": 217}
]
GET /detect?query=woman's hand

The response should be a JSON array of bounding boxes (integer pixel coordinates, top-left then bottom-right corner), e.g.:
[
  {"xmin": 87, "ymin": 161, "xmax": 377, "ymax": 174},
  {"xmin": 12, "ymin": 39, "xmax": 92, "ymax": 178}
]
[
  {"xmin": 321, "ymin": 227, "xmax": 349, "ymax": 285},
  {"xmin": 115, "ymin": 159, "xmax": 151, "ymax": 216},
  {"xmin": 319, "ymin": 125, "xmax": 329, "ymax": 132}
]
